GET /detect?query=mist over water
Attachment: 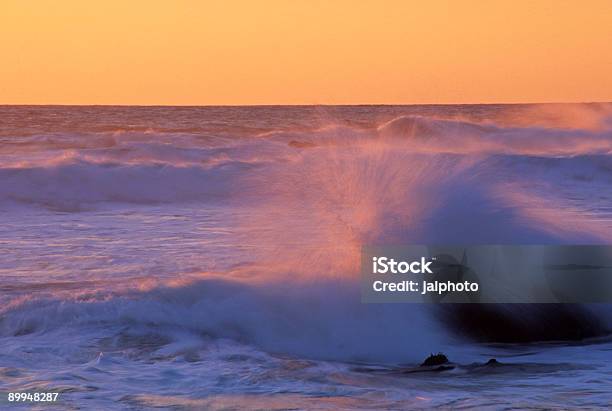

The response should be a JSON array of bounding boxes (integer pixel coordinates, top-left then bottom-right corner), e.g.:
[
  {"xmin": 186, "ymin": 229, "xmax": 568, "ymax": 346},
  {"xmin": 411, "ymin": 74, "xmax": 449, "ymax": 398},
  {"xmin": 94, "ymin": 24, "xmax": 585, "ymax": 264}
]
[{"xmin": 1, "ymin": 104, "xmax": 612, "ymax": 409}]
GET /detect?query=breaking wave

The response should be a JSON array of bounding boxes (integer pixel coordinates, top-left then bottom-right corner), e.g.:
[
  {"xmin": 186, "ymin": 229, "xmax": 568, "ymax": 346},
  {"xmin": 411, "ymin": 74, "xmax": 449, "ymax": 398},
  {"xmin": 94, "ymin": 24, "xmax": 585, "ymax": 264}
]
[{"xmin": 1, "ymin": 105, "xmax": 611, "ymax": 364}]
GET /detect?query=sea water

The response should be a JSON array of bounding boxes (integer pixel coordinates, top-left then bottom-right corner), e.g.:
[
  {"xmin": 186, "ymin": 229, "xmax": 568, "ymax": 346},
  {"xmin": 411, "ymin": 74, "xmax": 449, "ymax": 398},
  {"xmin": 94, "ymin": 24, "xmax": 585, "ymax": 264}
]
[{"xmin": 1, "ymin": 104, "xmax": 612, "ymax": 409}]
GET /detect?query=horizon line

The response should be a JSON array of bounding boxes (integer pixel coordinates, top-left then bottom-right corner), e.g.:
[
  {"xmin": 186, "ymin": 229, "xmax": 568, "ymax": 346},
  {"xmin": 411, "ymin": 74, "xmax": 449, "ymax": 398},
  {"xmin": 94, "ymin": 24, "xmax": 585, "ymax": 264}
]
[{"xmin": 1, "ymin": 100, "xmax": 611, "ymax": 108}]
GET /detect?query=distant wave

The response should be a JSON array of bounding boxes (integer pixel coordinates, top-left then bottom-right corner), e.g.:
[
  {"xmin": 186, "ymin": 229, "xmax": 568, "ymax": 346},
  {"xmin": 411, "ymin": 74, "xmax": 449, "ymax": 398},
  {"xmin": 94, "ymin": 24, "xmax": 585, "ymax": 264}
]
[
  {"xmin": 1, "ymin": 114, "xmax": 610, "ymax": 210},
  {"xmin": 377, "ymin": 115, "xmax": 612, "ymax": 155},
  {"xmin": 0, "ymin": 160, "xmax": 252, "ymax": 210}
]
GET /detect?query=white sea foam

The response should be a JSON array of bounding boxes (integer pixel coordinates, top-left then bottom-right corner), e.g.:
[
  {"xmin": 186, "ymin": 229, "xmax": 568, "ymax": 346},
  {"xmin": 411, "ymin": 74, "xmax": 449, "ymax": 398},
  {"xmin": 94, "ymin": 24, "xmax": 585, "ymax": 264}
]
[{"xmin": 1, "ymin": 104, "xmax": 611, "ymax": 409}]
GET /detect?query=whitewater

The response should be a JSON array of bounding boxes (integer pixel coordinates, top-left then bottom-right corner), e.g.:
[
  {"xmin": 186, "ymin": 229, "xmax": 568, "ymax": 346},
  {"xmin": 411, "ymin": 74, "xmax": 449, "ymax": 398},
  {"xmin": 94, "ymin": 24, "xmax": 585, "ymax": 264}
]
[{"xmin": 1, "ymin": 104, "xmax": 612, "ymax": 409}]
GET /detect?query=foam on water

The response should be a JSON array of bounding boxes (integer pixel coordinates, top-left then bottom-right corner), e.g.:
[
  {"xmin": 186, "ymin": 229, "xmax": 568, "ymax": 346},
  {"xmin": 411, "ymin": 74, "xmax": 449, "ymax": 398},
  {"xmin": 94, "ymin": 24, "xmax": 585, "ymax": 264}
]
[{"xmin": 1, "ymin": 104, "xmax": 612, "ymax": 409}]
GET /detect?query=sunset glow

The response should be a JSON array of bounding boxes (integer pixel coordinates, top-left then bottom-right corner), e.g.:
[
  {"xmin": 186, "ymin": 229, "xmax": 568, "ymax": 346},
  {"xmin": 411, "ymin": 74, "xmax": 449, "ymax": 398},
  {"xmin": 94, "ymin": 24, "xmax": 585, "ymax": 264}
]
[
  {"xmin": 2, "ymin": 1, "xmax": 612, "ymax": 406},
  {"xmin": 2, "ymin": 0, "xmax": 611, "ymax": 105}
]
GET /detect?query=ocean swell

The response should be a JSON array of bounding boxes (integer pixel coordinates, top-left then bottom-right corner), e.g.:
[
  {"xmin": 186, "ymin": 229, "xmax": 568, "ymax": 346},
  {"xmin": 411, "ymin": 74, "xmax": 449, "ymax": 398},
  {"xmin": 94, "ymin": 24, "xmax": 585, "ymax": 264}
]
[{"xmin": 1, "ymin": 106, "xmax": 611, "ymax": 364}]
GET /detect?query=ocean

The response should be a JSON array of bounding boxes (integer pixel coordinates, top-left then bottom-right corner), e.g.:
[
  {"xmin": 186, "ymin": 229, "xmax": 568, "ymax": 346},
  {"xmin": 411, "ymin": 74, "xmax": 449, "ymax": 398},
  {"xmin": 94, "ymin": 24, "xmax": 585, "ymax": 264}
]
[{"xmin": 1, "ymin": 104, "xmax": 612, "ymax": 409}]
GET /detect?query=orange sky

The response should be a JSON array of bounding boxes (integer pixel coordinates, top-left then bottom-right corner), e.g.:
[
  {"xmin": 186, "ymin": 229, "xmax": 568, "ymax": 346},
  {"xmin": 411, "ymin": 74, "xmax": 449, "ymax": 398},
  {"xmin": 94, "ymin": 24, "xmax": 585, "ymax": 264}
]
[{"xmin": 1, "ymin": 0, "xmax": 611, "ymax": 105}]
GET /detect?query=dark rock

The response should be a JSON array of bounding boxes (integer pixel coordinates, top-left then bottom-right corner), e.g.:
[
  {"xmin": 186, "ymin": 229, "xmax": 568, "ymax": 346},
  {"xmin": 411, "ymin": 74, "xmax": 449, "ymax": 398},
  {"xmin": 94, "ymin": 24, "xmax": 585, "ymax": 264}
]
[
  {"xmin": 420, "ymin": 353, "xmax": 449, "ymax": 367},
  {"xmin": 435, "ymin": 304, "xmax": 607, "ymax": 343},
  {"xmin": 485, "ymin": 358, "xmax": 500, "ymax": 366}
]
